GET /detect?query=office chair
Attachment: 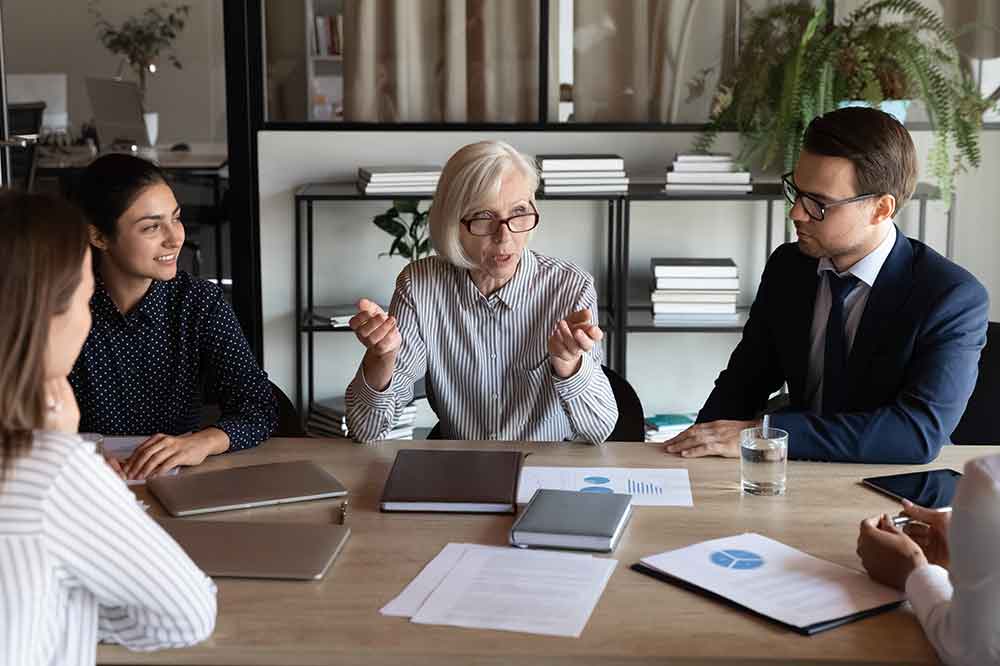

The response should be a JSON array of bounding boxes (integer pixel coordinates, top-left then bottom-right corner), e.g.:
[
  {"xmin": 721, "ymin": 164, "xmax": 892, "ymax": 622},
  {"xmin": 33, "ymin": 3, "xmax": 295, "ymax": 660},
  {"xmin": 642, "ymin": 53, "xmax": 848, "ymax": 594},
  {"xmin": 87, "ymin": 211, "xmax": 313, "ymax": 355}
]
[
  {"xmin": 7, "ymin": 101, "xmax": 45, "ymax": 192},
  {"xmin": 198, "ymin": 380, "xmax": 304, "ymax": 438},
  {"xmin": 950, "ymin": 321, "xmax": 1000, "ymax": 445},
  {"xmin": 425, "ymin": 364, "xmax": 645, "ymax": 442}
]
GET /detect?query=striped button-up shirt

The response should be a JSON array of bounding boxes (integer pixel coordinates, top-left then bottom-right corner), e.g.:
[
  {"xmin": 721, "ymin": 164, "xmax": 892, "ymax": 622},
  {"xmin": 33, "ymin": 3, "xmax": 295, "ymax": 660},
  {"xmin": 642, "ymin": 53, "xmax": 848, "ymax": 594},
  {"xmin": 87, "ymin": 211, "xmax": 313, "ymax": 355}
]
[
  {"xmin": 346, "ymin": 250, "xmax": 618, "ymax": 444},
  {"xmin": 0, "ymin": 431, "xmax": 216, "ymax": 666}
]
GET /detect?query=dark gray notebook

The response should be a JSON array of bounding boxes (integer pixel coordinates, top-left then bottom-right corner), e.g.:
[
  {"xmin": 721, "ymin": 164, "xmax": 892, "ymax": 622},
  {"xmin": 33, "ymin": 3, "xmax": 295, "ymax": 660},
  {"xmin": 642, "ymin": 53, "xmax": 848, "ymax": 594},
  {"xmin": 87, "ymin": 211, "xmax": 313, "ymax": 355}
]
[{"xmin": 509, "ymin": 489, "xmax": 632, "ymax": 552}]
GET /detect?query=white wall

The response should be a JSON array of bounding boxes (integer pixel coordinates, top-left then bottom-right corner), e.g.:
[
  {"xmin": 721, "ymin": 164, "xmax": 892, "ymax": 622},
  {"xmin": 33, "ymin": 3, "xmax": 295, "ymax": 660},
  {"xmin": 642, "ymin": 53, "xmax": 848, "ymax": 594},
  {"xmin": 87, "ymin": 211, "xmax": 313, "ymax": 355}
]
[
  {"xmin": 258, "ymin": 129, "xmax": 999, "ymax": 419},
  {"xmin": 4, "ymin": 0, "xmax": 226, "ymax": 144}
]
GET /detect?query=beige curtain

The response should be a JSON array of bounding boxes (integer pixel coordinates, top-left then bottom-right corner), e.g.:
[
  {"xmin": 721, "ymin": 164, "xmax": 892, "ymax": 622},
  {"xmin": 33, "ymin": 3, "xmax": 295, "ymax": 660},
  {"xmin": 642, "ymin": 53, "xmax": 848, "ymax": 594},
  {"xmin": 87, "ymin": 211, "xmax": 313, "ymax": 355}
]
[
  {"xmin": 572, "ymin": 0, "xmax": 736, "ymax": 123},
  {"xmin": 343, "ymin": 0, "xmax": 538, "ymax": 122}
]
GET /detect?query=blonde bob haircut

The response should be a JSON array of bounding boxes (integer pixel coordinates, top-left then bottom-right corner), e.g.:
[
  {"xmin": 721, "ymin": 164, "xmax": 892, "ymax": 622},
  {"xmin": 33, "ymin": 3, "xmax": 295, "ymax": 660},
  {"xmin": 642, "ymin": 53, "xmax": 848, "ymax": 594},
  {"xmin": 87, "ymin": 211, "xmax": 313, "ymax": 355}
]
[{"xmin": 429, "ymin": 140, "xmax": 539, "ymax": 269}]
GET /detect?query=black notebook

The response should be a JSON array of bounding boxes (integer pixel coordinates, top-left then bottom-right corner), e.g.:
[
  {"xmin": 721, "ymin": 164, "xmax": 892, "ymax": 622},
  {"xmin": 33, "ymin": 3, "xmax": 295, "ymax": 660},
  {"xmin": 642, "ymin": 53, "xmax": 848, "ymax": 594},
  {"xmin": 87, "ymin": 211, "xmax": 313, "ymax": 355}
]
[{"xmin": 379, "ymin": 449, "xmax": 524, "ymax": 513}]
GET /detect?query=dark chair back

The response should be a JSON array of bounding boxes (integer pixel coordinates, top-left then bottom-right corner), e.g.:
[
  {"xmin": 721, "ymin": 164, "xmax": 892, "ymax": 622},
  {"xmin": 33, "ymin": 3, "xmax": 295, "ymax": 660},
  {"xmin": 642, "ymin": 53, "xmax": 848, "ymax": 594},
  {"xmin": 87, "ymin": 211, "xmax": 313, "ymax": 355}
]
[
  {"xmin": 951, "ymin": 322, "xmax": 1000, "ymax": 445},
  {"xmin": 271, "ymin": 380, "xmax": 306, "ymax": 437},
  {"xmin": 7, "ymin": 101, "xmax": 45, "ymax": 192},
  {"xmin": 426, "ymin": 364, "xmax": 645, "ymax": 443},
  {"xmin": 601, "ymin": 365, "xmax": 645, "ymax": 442}
]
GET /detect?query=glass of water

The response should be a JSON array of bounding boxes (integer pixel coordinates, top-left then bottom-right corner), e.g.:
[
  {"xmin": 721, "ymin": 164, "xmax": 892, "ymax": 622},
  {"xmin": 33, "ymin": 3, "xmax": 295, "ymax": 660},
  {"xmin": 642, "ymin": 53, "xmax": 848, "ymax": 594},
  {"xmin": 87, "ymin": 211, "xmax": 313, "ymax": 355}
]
[{"xmin": 740, "ymin": 426, "xmax": 788, "ymax": 496}]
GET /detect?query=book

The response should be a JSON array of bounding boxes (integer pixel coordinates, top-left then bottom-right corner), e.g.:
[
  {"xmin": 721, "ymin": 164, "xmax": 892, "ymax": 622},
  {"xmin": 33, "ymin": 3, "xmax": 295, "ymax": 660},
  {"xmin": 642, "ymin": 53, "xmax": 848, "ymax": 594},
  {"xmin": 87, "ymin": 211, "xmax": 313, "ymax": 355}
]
[
  {"xmin": 542, "ymin": 184, "xmax": 629, "ymax": 193},
  {"xmin": 655, "ymin": 277, "xmax": 740, "ymax": 291},
  {"xmin": 652, "ymin": 314, "xmax": 741, "ymax": 326},
  {"xmin": 314, "ymin": 17, "xmax": 329, "ymax": 56},
  {"xmin": 671, "ymin": 161, "xmax": 737, "ymax": 173},
  {"xmin": 361, "ymin": 185, "xmax": 438, "ymax": 195},
  {"xmin": 309, "ymin": 304, "xmax": 358, "ymax": 327},
  {"xmin": 540, "ymin": 170, "xmax": 626, "ymax": 179},
  {"xmin": 646, "ymin": 413, "xmax": 696, "ymax": 430},
  {"xmin": 651, "ymin": 290, "xmax": 738, "ymax": 303},
  {"xmin": 674, "ymin": 153, "xmax": 734, "ymax": 162},
  {"xmin": 651, "ymin": 258, "xmax": 738, "ymax": 279},
  {"xmin": 541, "ymin": 177, "xmax": 630, "ymax": 186},
  {"xmin": 380, "ymin": 449, "xmax": 524, "ymax": 513},
  {"xmin": 358, "ymin": 165, "xmax": 442, "ymax": 180},
  {"xmin": 664, "ymin": 184, "xmax": 753, "ymax": 194},
  {"xmin": 509, "ymin": 489, "xmax": 633, "ymax": 552},
  {"xmin": 666, "ymin": 171, "xmax": 751, "ymax": 185},
  {"xmin": 653, "ymin": 302, "xmax": 737, "ymax": 314},
  {"xmin": 537, "ymin": 154, "xmax": 624, "ymax": 172}
]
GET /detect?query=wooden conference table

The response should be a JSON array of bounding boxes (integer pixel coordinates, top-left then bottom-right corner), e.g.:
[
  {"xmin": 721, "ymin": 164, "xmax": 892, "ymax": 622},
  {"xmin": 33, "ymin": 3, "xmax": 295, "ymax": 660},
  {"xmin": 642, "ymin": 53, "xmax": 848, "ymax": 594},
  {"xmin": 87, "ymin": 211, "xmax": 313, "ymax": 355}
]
[{"xmin": 99, "ymin": 438, "xmax": 992, "ymax": 666}]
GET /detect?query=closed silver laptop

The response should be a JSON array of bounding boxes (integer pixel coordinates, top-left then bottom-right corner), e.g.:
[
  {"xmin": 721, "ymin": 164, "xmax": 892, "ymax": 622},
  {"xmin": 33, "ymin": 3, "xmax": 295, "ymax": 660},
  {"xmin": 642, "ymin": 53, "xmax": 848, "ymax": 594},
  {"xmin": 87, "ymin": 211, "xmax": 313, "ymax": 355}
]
[
  {"xmin": 157, "ymin": 518, "xmax": 350, "ymax": 580},
  {"xmin": 148, "ymin": 460, "xmax": 347, "ymax": 517}
]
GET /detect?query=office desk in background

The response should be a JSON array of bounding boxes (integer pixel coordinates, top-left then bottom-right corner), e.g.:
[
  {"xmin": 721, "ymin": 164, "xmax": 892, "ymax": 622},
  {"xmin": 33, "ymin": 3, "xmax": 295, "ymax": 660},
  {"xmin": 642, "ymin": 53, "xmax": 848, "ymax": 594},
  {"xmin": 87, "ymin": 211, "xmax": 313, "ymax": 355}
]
[
  {"xmin": 99, "ymin": 439, "xmax": 992, "ymax": 666},
  {"xmin": 38, "ymin": 144, "xmax": 229, "ymax": 281}
]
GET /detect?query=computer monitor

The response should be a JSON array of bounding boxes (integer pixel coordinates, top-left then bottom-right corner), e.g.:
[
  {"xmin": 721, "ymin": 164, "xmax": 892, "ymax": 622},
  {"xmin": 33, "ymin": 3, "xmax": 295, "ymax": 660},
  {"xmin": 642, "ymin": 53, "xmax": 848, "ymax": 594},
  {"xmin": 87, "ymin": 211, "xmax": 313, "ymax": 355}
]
[
  {"xmin": 7, "ymin": 73, "xmax": 68, "ymax": 133},
  {"xmin": 84, "ymin": 77, "xmax": 150, "ymax": 150}
]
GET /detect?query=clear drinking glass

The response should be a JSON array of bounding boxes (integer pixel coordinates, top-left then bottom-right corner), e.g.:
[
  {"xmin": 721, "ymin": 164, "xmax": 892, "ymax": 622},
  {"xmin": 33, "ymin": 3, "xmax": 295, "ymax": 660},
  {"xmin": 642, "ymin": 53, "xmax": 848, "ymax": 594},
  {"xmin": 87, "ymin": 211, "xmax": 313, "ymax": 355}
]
[{"xmin": 740, "ymin": 426, "xmax": 788, "ymax": 496}]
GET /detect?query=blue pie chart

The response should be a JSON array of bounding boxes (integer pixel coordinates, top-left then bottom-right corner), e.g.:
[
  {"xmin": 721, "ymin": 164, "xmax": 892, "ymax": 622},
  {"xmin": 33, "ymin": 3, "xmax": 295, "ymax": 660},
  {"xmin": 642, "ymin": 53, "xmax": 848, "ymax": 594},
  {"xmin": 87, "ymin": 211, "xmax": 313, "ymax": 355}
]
[
  {"xmin": 583, "ymin": 476, "xmax": 611, "ymax": 484},
  {"xmin": 710, "ymin": 549, "xmax": 764, "ymax": 570},
  {"xmin": 580, "ymin": 486, "xmax": 614, "ymax": 494}
]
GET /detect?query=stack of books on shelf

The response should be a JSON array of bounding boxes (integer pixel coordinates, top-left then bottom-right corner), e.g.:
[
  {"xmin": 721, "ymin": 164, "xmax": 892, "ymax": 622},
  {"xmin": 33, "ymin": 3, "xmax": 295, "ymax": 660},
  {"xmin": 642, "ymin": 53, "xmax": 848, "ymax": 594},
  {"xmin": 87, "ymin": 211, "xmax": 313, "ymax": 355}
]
[
  {"xmin": 651, "ymin": 257, "xmax": 740, "ymax": 325},
  {"xmin": 357, "ymin": 166, "xmax": 441, "ymax": 195},
  {"xmin": 309, "ymin": 396, "xmax": 421, "ymax": 440},
  {"xmin": 307, "ymin": 304, "xmax": 357, "ymax": 329},
  {"xmin": 313, "ymin": 13, "xmax": 344, "ymax": 56},
  {"xmin": 644, "ymin": 413, "xmax": 697, "ymax": 443},
  {"xmin": 665, "ymin": 153, "xmax": 752, "ymax": 194},
  {"xmin": 537, "ymin": 154, "xmax": 628, "ymax": 194}
]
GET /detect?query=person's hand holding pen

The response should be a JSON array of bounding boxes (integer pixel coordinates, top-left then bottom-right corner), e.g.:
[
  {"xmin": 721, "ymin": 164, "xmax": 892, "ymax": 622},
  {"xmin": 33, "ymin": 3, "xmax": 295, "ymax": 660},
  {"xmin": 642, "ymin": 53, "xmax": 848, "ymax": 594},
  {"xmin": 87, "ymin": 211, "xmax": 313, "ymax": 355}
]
[{"xmin": 893, "ymin": 499, "xmax": 952, "ymax": 569}]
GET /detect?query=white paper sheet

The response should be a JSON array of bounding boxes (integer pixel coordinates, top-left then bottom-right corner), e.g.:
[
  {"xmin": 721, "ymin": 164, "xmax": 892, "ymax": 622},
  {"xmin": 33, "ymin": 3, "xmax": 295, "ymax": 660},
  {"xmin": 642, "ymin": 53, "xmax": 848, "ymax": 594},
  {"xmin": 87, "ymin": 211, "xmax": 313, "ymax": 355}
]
[
  {"xmin": 640, "ymin": 533, "xmax": 904, "ymax": 629},
  {"xmin": 410, "ymin": 546, "xmax": 617, "ymax": 638},
  {"xmin": 518, "ymin": 466, "xmax": 693, "ymax": 506},
  {"xmin": 101, "ymin": 436, "xmax": 179, "ymax": 486},
  {"xmin": 380, "ymin": 543, "xmax": 501, "ymax": 617}
]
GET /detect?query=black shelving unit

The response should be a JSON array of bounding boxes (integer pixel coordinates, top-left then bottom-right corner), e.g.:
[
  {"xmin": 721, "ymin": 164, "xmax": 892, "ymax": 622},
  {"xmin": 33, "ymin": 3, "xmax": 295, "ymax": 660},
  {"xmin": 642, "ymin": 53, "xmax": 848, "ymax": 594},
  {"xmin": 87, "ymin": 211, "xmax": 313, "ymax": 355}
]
[{"xmin": 293, "ymin": 181, "xmax": 951, "ymax": 415}]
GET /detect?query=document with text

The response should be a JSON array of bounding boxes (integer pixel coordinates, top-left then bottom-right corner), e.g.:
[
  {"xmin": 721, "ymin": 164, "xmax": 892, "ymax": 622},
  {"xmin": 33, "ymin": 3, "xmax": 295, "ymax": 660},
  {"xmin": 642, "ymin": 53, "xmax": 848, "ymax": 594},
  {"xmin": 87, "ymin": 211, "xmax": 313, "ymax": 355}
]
[
  {"xmin": 410, "ymin": 546, "xmax": 617, "ymax": 637},
  {"xmin": 518, "ymin": 466, "xmax": 693, "ymax": 507},
  {"xmin": 637, "ymin": 533, "xmax": 903, "ymax": 633}
]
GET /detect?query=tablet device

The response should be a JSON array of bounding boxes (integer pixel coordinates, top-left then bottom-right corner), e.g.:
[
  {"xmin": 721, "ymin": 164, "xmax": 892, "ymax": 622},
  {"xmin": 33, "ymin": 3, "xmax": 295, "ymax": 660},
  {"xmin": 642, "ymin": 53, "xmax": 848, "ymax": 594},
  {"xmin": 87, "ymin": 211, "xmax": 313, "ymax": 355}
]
[{"xmin": 861, "ymin": 469, "xmax": 962, "ymax": 509}]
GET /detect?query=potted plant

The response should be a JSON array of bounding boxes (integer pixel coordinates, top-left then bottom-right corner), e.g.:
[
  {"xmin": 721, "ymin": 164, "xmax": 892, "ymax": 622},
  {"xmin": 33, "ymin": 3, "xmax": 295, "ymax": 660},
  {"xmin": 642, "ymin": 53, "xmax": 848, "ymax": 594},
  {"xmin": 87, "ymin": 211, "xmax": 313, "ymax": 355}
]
[
  {"xmin": 372, "ymin": 200, "xmax": 433, "ymax": 262},
  {"xmin": 89, "ymin": 0, "xmax": 191, "ymax": 145},
  {"xmin": 692, "ymin": 0, "xmax": 994, "ymax": 203}
]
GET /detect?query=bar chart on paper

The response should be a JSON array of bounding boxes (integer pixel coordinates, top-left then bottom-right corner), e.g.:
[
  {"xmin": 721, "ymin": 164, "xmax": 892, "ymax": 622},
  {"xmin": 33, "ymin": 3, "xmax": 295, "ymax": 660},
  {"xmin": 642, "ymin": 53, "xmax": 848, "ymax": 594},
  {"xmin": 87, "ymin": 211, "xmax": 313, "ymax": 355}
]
[{"xmin": 517, "ymin": 467, "xmax": 693, "ymax": 507}]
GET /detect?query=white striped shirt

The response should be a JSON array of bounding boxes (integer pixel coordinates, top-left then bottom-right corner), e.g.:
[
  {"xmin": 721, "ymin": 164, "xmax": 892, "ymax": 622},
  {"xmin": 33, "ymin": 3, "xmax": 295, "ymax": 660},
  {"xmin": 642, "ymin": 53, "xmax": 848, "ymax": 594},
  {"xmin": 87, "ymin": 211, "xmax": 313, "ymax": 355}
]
[
  {"xmin": 347, "ymin": 250, "xmax": 618, "ymax": 444},
  {"xmin": 0, "ymin": 431, "xmax": 216, "ymax": 666}
]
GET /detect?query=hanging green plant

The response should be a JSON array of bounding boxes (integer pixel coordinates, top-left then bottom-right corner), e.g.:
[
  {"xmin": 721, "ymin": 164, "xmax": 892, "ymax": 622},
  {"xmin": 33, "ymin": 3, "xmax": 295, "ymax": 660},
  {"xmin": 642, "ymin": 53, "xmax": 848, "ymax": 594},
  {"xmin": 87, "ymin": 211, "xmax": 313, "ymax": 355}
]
[
  {"xmin": 691, "ymin": 0, "xmax": 996, "ymax": 205},
  {"xmin": 372, "ymin": 200, "xmax": 433, "ymax": 262}
]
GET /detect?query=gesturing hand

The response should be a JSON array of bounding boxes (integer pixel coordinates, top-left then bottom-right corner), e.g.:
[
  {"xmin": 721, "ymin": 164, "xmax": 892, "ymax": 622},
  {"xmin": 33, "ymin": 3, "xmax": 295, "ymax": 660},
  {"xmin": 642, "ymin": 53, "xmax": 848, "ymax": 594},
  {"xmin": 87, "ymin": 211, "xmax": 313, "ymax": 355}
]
[
  {"xmin": 349, "ymin": 298, "xmax": 401, "ymax": 359},
  {"xmin": 548, "ymin": 308, "xmax": 603, "ymax": 379},
  {"xmin": 899, "ymin": 499, "xmax": 952, "ymax": 569}
]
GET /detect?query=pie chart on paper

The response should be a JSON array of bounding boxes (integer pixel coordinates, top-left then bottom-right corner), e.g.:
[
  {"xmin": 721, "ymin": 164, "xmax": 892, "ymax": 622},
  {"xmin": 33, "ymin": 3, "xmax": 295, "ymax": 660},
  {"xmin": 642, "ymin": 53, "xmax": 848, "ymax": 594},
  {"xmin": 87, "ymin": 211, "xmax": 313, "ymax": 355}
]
[{"xmin": 710, "ymin": 549, "xmax": 764, "ymax": 570}]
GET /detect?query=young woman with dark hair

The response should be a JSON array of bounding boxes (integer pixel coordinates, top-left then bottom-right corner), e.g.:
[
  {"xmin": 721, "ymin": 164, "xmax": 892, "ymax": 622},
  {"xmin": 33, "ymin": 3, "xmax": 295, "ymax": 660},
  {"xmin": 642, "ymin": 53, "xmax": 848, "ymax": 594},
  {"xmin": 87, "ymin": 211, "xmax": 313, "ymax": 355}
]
[
  {"xmin": 0, "ymin": 190, "xmax": 216, "ymax": 665},
  {"xmin": 69, "ymin": 153, "xmax": 277, "ymax": 480}
]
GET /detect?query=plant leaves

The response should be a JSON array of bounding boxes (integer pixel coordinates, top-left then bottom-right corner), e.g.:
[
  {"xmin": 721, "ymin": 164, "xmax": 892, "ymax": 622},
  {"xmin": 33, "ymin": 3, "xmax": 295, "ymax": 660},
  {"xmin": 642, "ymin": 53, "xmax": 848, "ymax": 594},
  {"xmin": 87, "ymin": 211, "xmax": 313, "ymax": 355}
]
[
  {"xmin": 394, "ymin": 199, "xmax": 420, "ymax": 214},
  {"xmin": 373, "ymin": 213, "xmax": 406, "ymax": 238}
]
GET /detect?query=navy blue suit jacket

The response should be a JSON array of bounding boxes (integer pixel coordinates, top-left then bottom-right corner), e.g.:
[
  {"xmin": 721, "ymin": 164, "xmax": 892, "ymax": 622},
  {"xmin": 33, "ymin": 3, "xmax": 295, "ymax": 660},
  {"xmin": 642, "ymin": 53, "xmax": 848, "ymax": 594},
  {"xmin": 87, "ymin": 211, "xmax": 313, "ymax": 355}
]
[{"xmin": 697, "ymin": 228, "xmax": 989, "ymax": 463}]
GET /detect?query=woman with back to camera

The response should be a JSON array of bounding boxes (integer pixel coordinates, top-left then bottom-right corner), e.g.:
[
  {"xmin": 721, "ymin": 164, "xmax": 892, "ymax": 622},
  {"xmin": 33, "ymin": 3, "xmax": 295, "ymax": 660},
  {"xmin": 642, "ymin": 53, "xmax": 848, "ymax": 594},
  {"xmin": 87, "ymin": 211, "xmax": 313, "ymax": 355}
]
[
  {"xmin": 346, "ymin": 140, "xmax": 618, "ymax": 444},
  {"xmin": 69, "ymin": 153, "xmax": 277, "ymax": 480},
  {"xmin": 0, "ymin": 190, "xmax": 216, "ymax": 665}
]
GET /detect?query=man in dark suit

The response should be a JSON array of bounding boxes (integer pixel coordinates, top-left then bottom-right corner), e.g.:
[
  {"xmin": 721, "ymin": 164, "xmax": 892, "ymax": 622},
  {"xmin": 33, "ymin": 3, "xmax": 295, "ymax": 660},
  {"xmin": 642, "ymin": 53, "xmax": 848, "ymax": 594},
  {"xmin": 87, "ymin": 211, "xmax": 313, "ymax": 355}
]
[{"xmin": 666, "ymin": 107, "xmax": 989, "ymax": 463}]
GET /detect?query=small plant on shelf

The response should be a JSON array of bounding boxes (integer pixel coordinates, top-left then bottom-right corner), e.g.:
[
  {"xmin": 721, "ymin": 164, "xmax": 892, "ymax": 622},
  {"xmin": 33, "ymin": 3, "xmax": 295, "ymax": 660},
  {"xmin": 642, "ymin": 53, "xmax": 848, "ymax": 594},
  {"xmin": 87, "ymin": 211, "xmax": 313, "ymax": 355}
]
[{"xmin": 372, "ymin": 200, "xmax": 433, "ymax": 262}]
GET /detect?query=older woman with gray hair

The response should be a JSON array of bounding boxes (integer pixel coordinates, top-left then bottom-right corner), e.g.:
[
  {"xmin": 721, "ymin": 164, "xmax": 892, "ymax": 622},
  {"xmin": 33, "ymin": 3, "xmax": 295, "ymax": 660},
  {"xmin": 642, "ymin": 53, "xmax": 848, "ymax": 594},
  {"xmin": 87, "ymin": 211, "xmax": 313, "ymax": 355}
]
[{"xmin": 345, "ymin": 140, "xmax": 618, "ymax": 444}]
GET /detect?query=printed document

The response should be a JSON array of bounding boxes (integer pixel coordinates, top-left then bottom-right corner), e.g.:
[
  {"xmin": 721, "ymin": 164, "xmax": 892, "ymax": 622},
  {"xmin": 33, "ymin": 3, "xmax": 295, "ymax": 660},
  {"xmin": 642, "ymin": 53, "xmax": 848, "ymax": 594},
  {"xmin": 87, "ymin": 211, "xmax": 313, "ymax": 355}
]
[
  {"xmin": 640, "ymin": 533, "xmax": 903, "ymax": 629},
  {"xmin": 101, "ymin": 436, "xmax": 179, "ymax": 486},
  {"xmin": 410, "ymin": 546, "xmax": 616, "ymax": 637},
  {"xmin": 518, "ymin": 466, "xmax": 693, "ymax": 507}
]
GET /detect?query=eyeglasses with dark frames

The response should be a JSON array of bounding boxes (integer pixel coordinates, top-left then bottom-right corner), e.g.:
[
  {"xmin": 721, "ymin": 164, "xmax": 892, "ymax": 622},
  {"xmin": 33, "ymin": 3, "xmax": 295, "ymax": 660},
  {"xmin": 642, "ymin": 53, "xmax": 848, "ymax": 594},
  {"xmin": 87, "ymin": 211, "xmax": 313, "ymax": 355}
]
[
  {"xmin": 781, "ymin": 172, "xmax": 881, "ymax": 222},
  {"xmin": 460, "ymin": 201, "xmax": 539, "ymax": 236}
]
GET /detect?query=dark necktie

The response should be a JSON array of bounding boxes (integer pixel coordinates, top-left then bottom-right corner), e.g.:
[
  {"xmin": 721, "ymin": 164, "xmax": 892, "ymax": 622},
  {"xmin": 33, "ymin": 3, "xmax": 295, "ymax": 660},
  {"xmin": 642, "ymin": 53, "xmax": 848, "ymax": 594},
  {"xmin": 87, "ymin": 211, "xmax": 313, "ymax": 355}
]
[{"xmin": 822, "ymin": 272, "xmax": 860, "ymax": 416}]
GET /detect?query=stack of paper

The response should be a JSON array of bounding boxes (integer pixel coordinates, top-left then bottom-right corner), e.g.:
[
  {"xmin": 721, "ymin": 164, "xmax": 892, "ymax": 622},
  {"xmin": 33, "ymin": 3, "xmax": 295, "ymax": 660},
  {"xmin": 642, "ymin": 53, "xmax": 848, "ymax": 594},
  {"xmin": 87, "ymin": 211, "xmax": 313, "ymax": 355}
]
[
  {"xmin": 357, "ymin": 166, "xmax": 441, "ymax": 195},
  {"xmin": 381, "ymin": 543, "xmax": 617, "ymax": 637},
  {"xmin": 665, "ymin": 153, "xmax": 752, "ymax": 194},
  {"xmin": 644, "ymin": 413, "xmax": 696, "ymax": 443},
  {"xmin": 308, "ymin": 396, "xmax": 421, "ymax": 440},
  {"xmin": 650, "ymin": 258, "xmax": 740, "ymax": 325},
  {"xmin": 537, "ymin": 154, "xmax": 628, "ymax": 194},
  {"xmin": 517, "ymin": 466, "xmax": 693, "ymax": 507}
]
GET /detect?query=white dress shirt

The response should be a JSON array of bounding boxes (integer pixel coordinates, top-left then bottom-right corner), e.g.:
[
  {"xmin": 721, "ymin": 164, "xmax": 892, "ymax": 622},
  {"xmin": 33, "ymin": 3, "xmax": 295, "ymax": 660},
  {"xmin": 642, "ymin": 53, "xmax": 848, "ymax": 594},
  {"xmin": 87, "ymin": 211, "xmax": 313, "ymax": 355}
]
[
  {"xmin": 346, "ymin": 250, "xmax": 618, "ymax": 444},
  {"xmin": 0, "ymin": 431, "xmax": 217, "ymax": 666},
  {"xmin": 905, "ymin": 453, "xmax": 1000, "ymax": 666},
  {"xmin": 806, "ymin": 224, "xmax": 897, "ymax": 412}
]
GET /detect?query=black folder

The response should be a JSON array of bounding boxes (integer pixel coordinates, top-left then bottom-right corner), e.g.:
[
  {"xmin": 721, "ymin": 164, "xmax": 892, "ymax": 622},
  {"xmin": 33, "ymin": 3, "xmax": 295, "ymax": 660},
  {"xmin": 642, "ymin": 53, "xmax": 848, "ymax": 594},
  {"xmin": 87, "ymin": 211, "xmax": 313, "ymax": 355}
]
[{"xmin": 630, "ymin": 562, "xmax": 903, "ymax": 636}]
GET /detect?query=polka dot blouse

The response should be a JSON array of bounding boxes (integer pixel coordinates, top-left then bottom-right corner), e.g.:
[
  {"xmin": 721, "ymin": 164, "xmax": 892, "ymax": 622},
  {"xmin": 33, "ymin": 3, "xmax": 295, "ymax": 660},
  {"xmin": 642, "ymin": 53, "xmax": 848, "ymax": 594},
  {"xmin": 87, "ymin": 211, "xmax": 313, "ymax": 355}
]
[{"xmin": 68, "ymin": 271, "xmax": 277, "ymax": 451}]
